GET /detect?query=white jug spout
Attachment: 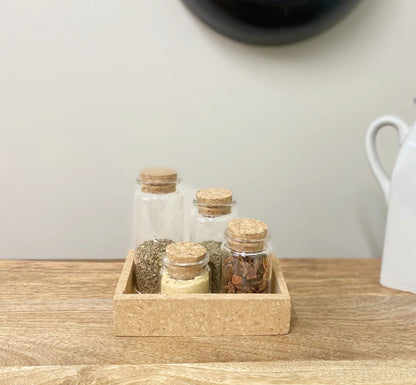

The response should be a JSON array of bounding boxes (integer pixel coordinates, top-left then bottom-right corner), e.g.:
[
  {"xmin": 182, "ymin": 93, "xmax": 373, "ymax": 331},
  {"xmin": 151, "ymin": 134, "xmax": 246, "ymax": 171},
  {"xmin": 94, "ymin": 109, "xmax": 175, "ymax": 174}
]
[{"xmin": 365, "ymin": 115, "xmax": 410, "ymax": 203}]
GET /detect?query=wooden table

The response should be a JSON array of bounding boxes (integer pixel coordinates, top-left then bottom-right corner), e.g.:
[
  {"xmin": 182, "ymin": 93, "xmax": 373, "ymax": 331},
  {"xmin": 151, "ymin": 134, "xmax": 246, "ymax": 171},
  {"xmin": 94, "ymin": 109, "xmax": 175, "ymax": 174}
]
[{"xmin": 0, "ymin": 259, "xmax": 415, "ymax": 384}]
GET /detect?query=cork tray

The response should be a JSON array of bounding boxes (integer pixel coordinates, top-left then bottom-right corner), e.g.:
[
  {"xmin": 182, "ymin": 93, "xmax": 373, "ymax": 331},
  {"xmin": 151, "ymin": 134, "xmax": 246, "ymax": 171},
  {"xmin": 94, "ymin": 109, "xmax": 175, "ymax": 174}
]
[{"xmin": 113, "ymin": 250, "xmax": 291, "ymax": 337}]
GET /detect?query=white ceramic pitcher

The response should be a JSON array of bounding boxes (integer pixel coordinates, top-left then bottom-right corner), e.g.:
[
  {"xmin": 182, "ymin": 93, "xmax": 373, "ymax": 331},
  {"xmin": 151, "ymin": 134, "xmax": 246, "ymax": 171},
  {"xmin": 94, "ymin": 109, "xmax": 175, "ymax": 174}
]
[{"xmin": 366, "ymin": 115, "xmax": 416, "ymax": 294}]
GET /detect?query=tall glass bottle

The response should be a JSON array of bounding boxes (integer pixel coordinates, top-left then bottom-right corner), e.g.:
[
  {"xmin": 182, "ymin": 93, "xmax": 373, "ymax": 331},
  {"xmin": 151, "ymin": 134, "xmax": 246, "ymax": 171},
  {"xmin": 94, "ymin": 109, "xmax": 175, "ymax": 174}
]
[
  {"xmin": 190, "ymin": 187, "xmax": 237, "ymax": 293},
  {"xmin": 134, "ymin": 167, "xmax": 184, "ymax": 293}
]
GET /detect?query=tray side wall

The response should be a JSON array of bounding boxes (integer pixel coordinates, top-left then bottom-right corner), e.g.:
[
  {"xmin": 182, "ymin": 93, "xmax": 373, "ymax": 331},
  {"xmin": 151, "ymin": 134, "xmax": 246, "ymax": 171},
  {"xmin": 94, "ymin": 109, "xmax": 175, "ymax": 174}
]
[{"xmin": 113, "ymin": 250, "xmax": 291, "ymax": 337}]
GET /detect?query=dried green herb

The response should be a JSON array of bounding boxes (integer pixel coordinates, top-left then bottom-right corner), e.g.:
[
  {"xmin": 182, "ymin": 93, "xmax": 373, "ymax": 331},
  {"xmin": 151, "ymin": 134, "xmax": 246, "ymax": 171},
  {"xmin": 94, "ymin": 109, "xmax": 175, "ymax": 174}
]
[
  {"xmin": 222, "ymin": 252, "xmax": 270, "ymax": 294},
  {"xmin": 135, "ymin": 239, "xmax": 173, "ymax": 294},
  {"xmin": 201, "ymin": 240, "xmax": 223, "ymax": 293}
]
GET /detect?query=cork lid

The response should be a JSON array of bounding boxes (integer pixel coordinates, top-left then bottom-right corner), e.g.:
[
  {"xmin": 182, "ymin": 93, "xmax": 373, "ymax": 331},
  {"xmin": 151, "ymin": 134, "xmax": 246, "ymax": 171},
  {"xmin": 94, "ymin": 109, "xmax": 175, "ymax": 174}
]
[
  {"xmin": 138, "ymin": 167, "xmax": 177, "ymax": 194},
  {"xmin": 165, "ymin": 242, "xmax": 208, "ymax": 280},
  {"xmin": 227, "ymin": 218, "xmax": 268, "ymax": 252},
  {"xmin": 166, "ymin": 242, "xmax": 207, "ymax": 264},
  {"xmin": 195, "ymin": 187, "xmax": 233, "ymax": 216}
]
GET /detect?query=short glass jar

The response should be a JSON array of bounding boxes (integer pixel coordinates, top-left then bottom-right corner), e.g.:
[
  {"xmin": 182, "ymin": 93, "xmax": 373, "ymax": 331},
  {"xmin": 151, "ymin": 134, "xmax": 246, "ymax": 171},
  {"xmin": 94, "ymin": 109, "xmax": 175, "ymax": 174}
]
[
  {"xmin": 160, "ymin": 242, "xmax": 210, "ymax": 294},
  {"xmin": 134, "ymin": 168, "xmax": 184, "ymax": 294},
  {"xmin": 221, "ymin": 218, "xmax": 272, "ymax": 294},
  {"xmin": 190, "ymin": 187, "xmax": 237, "ymax": 293}
]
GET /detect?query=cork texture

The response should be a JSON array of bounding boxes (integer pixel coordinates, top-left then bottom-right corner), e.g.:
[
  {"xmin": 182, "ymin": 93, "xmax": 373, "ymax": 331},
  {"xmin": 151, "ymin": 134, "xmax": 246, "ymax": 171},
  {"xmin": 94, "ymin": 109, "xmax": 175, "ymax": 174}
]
[
  {"xmin": 196, "ymin": 188, "xmax": 232, "ymax": 205},
  {"xmin": 165, "ymin": 242, "xmax": 207, "ymax": 279},
  {"xmin": 139, "ymin": 168, "xmax": 177, "ymax": 194},
  {"xmin": 166, "ymin": 242, "xmax": 207, "ymax": 264},
  {"xmin": 113, "ymin": 250, "xmax": 291, "ymax": 337},
  {"xmin": 196, "ymin": 187, "xmax": 233, "ymax": 216},
  {"xmin": 228, "ymin": 218, "xmax": 268, "ymax": 240},
  {"xmin": 227, "ymin": 218, "xmax": 268, "ymax": 252},
  {"xmin": 140, "ymin": 168, "xmax": 177, "ymax": 183}
]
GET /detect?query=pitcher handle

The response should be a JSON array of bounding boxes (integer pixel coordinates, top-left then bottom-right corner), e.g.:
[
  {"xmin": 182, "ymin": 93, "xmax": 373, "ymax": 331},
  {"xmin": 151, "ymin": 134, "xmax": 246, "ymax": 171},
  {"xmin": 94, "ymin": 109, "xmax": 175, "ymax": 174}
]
[{"xmin": 365, "ymin": 115, "xmax": 410, "ymax": 202}]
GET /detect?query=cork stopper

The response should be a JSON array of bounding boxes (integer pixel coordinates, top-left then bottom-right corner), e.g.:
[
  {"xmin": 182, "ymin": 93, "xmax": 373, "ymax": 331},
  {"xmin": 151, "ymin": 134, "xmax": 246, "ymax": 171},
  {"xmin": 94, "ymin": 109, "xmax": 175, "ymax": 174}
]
[
  {"xmin": 165, "ymin": 242, "xmax": 208, "ymax": 279},
  {"xmin": 139, "ymin": 168, "xmax": 177, "ymax": 194},
  {"xmin": 195, "ymin": 187, "xmax": 233, "ymax": 216},
  {"xmin": 227, "ymin": 218, "xmax": 268, "ymax": 253}
]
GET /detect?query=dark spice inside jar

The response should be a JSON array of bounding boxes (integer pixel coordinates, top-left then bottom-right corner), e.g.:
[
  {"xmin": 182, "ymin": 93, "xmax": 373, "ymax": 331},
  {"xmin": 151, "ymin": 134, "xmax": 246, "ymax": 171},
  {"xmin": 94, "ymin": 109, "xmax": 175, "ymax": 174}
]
[
  {"xmin": 135, "ymin": 239, "xmax": 173, "ymax": 293},
  {"xmin": 222, "ymin": 252, "xmax": 270, "ymax": 293},
  {"xmin": 200, "ymin": 240, "xmax": 223, "ymax": 293}
]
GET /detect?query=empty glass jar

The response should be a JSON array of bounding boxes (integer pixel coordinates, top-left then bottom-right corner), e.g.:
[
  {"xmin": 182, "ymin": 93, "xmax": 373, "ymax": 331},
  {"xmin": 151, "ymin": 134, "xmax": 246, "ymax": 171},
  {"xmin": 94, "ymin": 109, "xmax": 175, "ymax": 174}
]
[
  {"xmin": 134, "ymin": 167, "xmax": 184, "ymax": 293},
  {"xmin": 221, "ymin": 218, "xmax": 272, "ymax": 294},
  {"xmin": 190, "ymin": 187, "xmax": 237, "ymax": 293},
  {"xmin": 135, "ymin": 167, "xmax": 184, "ymax": 244}
]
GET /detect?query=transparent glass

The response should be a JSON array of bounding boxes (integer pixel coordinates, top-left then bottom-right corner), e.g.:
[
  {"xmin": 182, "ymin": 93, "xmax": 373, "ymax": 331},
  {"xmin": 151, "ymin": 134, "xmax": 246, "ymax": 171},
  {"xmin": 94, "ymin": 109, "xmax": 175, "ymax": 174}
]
[
  {"xmin": 160, "ymin": 253, "xmax": 211, "ymax": 294},
  {"xmin": 134, "ymin": 180, "xmax": 184, "ymax": 246},
  {"xmin": 190, "ymin": 200, "xmax": 237, "ymax": 243},
  {"xmin": 221, "ymin": 230, "xmax": 272, "ymax": 294},
  {"xmin": 190, "ymin": 200, "xmax": 237, "ymax": 293}
]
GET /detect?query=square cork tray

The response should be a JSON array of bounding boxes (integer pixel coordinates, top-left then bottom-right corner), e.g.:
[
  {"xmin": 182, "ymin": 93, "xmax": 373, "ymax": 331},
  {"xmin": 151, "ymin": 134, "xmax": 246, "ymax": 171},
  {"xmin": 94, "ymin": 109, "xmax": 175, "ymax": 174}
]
[{"xmin": 113, "ymin": 250, "xmax": 291, "ymax": 337}]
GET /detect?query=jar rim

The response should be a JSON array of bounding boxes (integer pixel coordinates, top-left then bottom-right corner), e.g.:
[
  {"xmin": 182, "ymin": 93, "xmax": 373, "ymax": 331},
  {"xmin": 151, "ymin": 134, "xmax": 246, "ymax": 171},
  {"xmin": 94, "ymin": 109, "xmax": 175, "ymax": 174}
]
[
  {"xmin": 224, "ymin": 228, "xmax": 270, "ymax": 243},
  {"xmin": 193, "ymin": 199, "xmax": 236, "ymax": 208},
  {"xmin": 136, "ymin": 177, "xmax": 181, "ymax": 186},
  {"xmin": 162, "ymin": 252, "xmax": 209, "ymax": 267},
  {"xmin": 221, "ymin": 242, "xmax": 271, "ymax": 256}
]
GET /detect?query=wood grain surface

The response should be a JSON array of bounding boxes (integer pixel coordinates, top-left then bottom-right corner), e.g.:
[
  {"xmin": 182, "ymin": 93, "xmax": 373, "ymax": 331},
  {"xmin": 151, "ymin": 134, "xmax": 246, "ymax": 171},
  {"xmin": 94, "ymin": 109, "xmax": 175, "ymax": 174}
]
[
  {"xmin": 1, "ymin": 258, "xmax": 415, "ymax": 384},
  {"xmin": 1, "ymin": 361, "xmax": 416, "ymax": 385}
]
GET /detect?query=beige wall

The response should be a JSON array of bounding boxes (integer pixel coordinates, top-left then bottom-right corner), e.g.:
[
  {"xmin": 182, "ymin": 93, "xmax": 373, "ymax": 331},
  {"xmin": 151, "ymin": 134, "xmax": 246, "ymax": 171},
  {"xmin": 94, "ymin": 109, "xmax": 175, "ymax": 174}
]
[{"xmin": 1, "ymin": 0, "xmax": 415, "ymax": 259}]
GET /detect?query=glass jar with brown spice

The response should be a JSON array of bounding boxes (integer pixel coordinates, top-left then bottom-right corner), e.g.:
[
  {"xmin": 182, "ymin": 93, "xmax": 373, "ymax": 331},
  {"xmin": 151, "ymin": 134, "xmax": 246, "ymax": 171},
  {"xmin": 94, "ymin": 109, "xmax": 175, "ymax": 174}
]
[{"xmin": 221, "ymin": 218, "xmax": 272, "ymax": 294}]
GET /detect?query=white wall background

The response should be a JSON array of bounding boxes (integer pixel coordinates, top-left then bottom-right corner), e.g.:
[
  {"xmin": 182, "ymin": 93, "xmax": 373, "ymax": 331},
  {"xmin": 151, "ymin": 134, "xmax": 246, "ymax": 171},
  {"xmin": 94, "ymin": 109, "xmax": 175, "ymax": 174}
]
[{"xmin": 1, "ymin": 0, "xmax": 415, "ymax": 259}]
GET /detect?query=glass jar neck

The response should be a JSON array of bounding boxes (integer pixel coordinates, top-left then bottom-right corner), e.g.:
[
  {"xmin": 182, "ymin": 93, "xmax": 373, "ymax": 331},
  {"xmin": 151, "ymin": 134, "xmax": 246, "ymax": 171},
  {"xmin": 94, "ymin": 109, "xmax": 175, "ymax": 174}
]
[
  {"xmin": 163, "ymin": 254, "xmax": 209, "ymax": 280},
  {"xmin": 137, "ymin": 178, "xmax": 178, "ymax": 194},
  {"xmin": 193, "ymin": 199, "xmax": 236, "ymax": 217},
  {"xmin": 224, "ymin": 229, "xmax": 269, "ymax": 253}
]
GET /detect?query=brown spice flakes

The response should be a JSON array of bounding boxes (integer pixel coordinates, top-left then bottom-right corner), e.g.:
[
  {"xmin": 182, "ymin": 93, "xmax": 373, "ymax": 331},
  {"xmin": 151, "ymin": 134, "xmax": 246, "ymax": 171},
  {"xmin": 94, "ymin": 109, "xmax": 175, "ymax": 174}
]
[
  {"xmin": 231, "ymin": 275, "xmax": 242, "ymax": 285},
  {"xmin": 222, "ymin": 252, "xmax": 270, "ymax": 294}
]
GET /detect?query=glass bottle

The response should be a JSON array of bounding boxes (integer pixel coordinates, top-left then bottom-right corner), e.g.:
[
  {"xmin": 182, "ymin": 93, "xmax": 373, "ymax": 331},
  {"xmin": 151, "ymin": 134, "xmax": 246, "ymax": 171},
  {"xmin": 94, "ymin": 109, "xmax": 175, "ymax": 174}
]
[
  {"xmin": 190, "ymin": 187, "xmax": 237, "ymax": 293},
  {"xmin": 134, "ymin": 167, "xmax": 184, "ymax": 294},
  {"xmin": 221, "ymin": 218, "xmax": 272, "ymax": 294},
  {"xmin": 160, "ymin": 242, "xmax": 210, "ymax": 294}
]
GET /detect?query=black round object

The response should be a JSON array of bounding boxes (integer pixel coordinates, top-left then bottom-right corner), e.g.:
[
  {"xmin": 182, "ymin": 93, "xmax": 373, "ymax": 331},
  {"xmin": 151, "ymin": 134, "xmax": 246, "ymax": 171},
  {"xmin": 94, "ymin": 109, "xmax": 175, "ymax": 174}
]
[{"xmin": 182, "ymin": 0, "xmax": 361, "ymax": 45}]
